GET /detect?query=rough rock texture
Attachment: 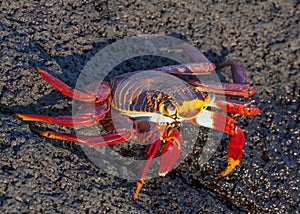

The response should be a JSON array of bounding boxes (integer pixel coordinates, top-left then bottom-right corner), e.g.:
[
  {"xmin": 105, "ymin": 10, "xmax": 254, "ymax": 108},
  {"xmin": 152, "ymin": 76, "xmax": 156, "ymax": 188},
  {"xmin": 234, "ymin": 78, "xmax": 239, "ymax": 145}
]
[{"xmin": 0, "ymin": 0, "xmax": 299, "ymax": 213}]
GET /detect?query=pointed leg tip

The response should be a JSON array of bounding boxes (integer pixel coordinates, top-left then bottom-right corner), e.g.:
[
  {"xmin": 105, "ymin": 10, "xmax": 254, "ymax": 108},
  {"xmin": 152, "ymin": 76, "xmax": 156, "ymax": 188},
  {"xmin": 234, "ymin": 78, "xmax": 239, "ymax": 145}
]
[
  {"xmin": 218, "ymin": 158, "xmax": 241, "ymax": 177},
  {"xmin": 35, "ymin": 66, "xmax": 43, "ymax": 73},
  {"xmin": 30, "ymin": 129, "xmax": 52, "ymax": 138},
  {"xmin": 14, "ymin": 113, "xmax": 31, "ymax": 121},
  {"xmin": 218, "ymin": 170, "xmax": 231, "ymax": 177},
  {"xmin": 38, "ymin": 131, "xmax": 49, "ymax": 137},
  {"xmin": 14, "ymin": 113, "xmax": 21, "ymax": 118},
  {"xmin": 158, "ymin": 171, "xmax": 168, "ymax": 177},
  {"xmin": 132, "ymin": 195, "xmax": 138, "ymax": 202},
  {"xmin": 132, "ymin": 179, "xmax": 144, "ymax": 202}
]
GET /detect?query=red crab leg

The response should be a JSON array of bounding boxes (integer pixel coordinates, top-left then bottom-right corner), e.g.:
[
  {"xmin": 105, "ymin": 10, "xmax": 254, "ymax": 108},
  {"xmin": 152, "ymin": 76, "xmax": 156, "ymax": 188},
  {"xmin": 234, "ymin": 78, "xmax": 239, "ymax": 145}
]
[
  {"xmin": 209, "ymin": 99, "xmax": 260, "ymax": 116},
  {"xmin": 190, "ymin": 109, "xmax": 245, "ymax": 176},
  {"xmin": 133, "ymin": 130, "xmax": 161, "ymax": 202},
  {"xmin": 15, "ymin": 113, "xmax": 106, "ymax": 126},
  {"xmin": 133, "ymin": 127, "xmax": 183, "ymax": 201},
  {"xmin": 158, "ymin": 128, "xmax": 182, "ymax": 176},
  {"xmin": 36, "ymin": 67, "xmax": 110, "ymax": 103},
  {"xmin": 187, "ymin": 80, "xmax": 256, "ymax": 98},
  {"xmin": 35, "ymin": 129, "xmax": 134, "ymax": 146},
  {"xmin": 15, "ymin": 102, "xmax": 109, "ymax": 126}
]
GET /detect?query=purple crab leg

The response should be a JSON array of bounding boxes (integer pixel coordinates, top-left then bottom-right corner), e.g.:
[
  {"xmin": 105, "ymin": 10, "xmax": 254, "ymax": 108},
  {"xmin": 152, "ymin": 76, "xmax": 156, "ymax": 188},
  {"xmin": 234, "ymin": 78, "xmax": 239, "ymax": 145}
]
[
  {"xmin": 161, "ymin": 43, "xmax": 250, "ymax": 85},
  {"xmin": 154, "ymin": 43, "xmax": 216, "ymax": 75},
  {"xmin": 219, "ymin": 61, "xmax": 249, "ymax": 84},
  {"xmin": 187, "ymin": 80, "xmax": 256, "ymax": 98}
]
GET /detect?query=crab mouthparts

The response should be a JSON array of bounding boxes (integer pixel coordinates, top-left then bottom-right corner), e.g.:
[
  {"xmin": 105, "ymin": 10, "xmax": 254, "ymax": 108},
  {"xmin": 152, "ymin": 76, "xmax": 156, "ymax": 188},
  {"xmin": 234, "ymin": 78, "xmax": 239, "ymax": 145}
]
[{"xmin": 126, "ymin": 111, "xmax": 182, "ymax": 125}]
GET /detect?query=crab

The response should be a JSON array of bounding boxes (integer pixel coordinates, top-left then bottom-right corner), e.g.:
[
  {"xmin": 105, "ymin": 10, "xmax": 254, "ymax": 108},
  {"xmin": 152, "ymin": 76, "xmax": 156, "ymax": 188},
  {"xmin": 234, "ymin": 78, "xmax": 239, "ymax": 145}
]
[{"xmin": 15, "ymin": 44, "xmax": 260, "ymax": 201}]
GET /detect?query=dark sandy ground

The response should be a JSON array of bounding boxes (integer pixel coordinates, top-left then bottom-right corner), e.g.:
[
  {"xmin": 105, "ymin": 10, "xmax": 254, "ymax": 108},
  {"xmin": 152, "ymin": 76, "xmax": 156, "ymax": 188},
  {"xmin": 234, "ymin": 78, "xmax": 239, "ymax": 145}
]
[{"xmin": 0, "ymin": 0, "xmax": 299, "ymax": 213}]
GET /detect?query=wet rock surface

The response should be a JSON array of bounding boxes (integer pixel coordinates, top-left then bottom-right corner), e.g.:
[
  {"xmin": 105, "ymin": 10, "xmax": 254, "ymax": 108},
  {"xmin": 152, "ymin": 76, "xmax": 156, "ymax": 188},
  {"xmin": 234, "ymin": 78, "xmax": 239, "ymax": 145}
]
[{"xmin": 0, "ymin": 0, "xmax": 299, "ymax": 213}]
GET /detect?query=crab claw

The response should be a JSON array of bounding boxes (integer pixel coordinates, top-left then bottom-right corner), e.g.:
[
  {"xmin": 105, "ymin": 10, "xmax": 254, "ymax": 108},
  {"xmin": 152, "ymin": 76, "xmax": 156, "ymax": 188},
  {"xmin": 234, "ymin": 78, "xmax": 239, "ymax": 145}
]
[
  {"xmin": 219, "ymin": 125, "xmax": 245, "ymax": 177},
  {"xmin": 159, "ymin": 129, "xmax": 182, "ymax": 176},
  {"xmin": 191, "ymin": 109, "xmax": 245, "ymax": 176},
  {"xmin": 211, "ymin": 100, "xmax": 261, "ymax": 117},
  {"xmin": 133, "ymin": 130, "xmax": 161, "ymax": 202}
]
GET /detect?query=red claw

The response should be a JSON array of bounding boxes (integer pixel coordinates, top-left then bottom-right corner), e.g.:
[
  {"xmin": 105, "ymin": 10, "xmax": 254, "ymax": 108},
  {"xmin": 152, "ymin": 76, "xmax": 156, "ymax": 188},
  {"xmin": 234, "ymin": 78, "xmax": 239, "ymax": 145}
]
[
  {"xmin": 212, "ymin": 100, "xmax": 260, "ymax": 116},
  {"xmin": 191, "ymin": 110, "xmax": 246, "ymax": 177},
  {"xmin": 159, "ymin": 129, "xmax": 182, "ymax": 176},
  {"xmin": 219, "ymin": 126, "xmax": 245, "ymax": 177}
]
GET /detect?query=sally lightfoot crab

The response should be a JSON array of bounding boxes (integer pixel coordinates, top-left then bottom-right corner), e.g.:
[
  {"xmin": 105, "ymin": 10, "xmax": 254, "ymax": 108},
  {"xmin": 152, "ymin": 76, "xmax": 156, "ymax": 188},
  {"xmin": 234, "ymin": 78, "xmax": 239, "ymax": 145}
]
[{"xmin": 15, "ymin": 44, "xmax": 260, "ymax": 201}]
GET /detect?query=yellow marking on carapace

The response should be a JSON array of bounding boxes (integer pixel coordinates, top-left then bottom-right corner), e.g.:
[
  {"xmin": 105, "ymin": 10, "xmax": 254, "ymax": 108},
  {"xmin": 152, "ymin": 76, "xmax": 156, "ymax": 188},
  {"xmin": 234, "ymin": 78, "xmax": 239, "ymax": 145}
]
[
  {"xmin": 139, "ymin": 93, "xmax": 148, "ymax": 112},
  {"xmin": 177, "ymin": 94, "xmax": 210, "ymax": 119},
  {"xmin": 127, "ymin": 86, "xmax": 142, "ymax": 109},
  {"xmin": 117, "ymin": 78, "xmax": 132, "ymax": 108},
  {"xmin": 133, "ymin": 87, "xmax": 146, "ymax": 112},
  {"xmin": 153, "ymin": 92, "xmax": 164, "ymax": 112}
]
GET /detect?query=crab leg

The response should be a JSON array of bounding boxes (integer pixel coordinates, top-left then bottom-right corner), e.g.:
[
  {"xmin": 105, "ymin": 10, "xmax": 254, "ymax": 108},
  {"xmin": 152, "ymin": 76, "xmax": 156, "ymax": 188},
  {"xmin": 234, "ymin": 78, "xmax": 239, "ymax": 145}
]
[
  {"xmin": 133, "ymin": 130, "xmax": 161, "ymax": 202},
  {"xmin": 219, "ymin": 61, "xmax": 248, "ymax": 84},
  {"xmin": 15, "ymin": 101, "xmax": 109, "ymax": 126},
  {"xmin": 157, "ymin": 44, "xmax": 253, "ymax": 95},
  {"xmin": 133, "ymin": 127, "xmax": 183, "ymax": 201},
  {"xmin": 35, "ymin": 129, "xmax": 134, "ymax": 146},
  {"xmin": 154, "ymin": 63, "xmax": 216, "ymax": 75},
  {"xmin": 154, "ymin": 44, "xmax": 216, "ymax": 75},
  {"xmin": 176, "ymin": 44, "xmax": 249, "ymax": 84},
  {"xmin": 15, "ymin": 112, "xmax": 106, "ymax": 126},
  {"xmin": 190, "ymin": 109, "xmax": 245, "ymax": 176},
  {"xmin": 187, "ymin": 80, "xmax": 256, "ymax": 98},
  {"xmin": 36, "ymin": 67, "xmax": 111, "ymax": 103},
  {"xmin": 158, "ymin": 128, "xmax": 182, "ymax": 176},
  {"xmin": 209, "ymin": 99, "xmax": 260, "ymax": 116}
]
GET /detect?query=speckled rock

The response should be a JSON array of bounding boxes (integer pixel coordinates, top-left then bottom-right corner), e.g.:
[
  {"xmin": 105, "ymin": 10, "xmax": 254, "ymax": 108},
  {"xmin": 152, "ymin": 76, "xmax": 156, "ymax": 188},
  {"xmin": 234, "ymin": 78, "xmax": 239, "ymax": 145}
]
[{"xmin": 0, "ymin": 0, "xmax": 299, "ymax": 213}]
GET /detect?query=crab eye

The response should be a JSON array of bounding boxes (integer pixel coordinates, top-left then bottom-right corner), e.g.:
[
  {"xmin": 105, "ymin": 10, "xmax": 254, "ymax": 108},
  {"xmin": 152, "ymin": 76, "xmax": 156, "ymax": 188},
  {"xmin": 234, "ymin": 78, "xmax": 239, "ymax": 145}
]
[{"xmin": 166, "ymin": 102, "xmax": 177, "ymax": 116}]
